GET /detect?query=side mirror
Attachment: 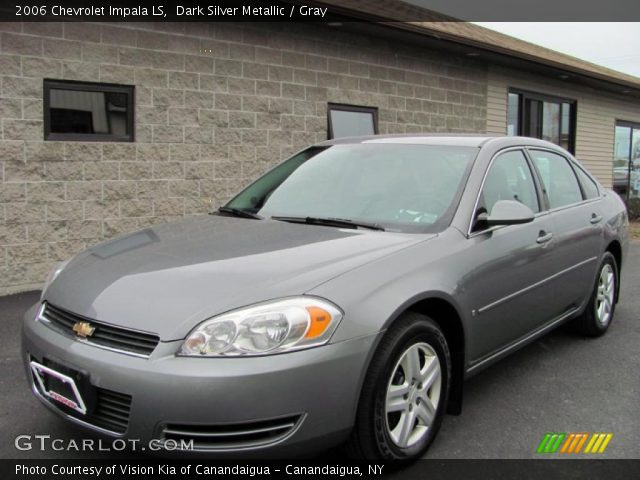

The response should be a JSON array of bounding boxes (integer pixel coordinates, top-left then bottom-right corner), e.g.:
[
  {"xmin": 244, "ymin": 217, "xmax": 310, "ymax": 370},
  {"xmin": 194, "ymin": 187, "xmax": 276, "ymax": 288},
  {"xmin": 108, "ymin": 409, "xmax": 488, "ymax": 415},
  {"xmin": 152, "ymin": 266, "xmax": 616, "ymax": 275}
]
[{"xmin": 477, "ymin": 200, "xmax": 535, "ymax": 227}]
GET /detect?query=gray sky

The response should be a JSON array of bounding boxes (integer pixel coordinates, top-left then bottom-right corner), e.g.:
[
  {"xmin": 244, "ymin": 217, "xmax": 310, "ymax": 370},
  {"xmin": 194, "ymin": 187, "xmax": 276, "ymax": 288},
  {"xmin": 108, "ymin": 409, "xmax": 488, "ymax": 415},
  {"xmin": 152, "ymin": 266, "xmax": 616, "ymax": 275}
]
[{"xmin": 474, "ymin": 23, "xmax": 640, "ymax": 78}]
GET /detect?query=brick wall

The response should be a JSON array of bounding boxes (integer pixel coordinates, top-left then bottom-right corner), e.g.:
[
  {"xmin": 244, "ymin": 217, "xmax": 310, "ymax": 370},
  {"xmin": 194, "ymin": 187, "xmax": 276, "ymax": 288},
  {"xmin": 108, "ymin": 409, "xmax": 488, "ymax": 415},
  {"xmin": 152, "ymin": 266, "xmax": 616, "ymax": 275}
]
[{"xmin": 0, "ymin": 22, "xmax": 488, "ymax": 295}]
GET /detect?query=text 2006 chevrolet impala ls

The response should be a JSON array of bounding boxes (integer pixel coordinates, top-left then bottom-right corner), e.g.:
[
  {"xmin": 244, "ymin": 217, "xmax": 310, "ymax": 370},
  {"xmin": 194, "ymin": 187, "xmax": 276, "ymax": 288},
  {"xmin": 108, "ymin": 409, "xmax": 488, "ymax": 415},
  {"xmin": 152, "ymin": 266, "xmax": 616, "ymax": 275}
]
[{"xmin": 23, "ymin": 135, "xmax": 628, "ymax": 460}]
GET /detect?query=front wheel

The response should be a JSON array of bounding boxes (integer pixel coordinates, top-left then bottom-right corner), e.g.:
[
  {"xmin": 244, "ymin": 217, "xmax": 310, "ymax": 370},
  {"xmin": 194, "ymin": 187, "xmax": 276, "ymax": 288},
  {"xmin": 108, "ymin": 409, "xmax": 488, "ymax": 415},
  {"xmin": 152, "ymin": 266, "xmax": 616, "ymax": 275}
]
[
  {"xmin": 346, "ymin": 312, "xmax": 451, "ymax": 460},
  {"xmin": 572, "ymin": 252, "xmax": 618, "ymax": 337}
]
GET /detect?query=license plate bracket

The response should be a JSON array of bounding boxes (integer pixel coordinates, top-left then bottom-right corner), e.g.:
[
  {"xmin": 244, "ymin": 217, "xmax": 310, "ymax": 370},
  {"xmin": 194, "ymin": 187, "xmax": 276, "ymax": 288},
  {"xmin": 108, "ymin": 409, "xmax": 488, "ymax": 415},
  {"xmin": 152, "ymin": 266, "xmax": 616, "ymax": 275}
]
[{"xmin": 30, "ymin": 361, "xmax": 87, "ymax": 415}]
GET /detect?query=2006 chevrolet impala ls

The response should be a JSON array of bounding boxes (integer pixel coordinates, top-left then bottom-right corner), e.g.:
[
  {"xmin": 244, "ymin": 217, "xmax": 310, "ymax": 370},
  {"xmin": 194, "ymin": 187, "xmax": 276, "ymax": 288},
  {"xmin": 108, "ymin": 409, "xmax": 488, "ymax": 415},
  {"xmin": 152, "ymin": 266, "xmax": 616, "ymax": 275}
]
[{"xmin": 23, "ymin": 135, "xmax": 628, "ymax": 459}]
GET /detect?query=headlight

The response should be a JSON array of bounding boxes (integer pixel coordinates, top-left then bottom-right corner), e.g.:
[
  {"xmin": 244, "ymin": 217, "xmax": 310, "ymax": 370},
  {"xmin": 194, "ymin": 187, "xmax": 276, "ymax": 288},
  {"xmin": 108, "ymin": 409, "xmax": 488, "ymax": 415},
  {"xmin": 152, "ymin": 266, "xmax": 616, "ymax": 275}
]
[
  {"xmin": 179, "ymin": 297, "xmax": 343, "ymax": 357},
  {"xmin": 41, "ymin": 259, "xmax": 70, "ymax": 299}
]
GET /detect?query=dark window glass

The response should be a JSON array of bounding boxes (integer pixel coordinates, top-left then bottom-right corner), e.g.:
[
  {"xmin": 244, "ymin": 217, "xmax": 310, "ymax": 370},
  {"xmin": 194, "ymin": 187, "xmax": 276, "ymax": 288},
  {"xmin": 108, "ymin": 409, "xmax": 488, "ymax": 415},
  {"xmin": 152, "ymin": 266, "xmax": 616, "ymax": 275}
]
[
  {"xmin": 44, "ymin": 80, "xmax": 134, "ymax": 141},
  {"xmin": 479, "ymin": 150, "xmax": 540, "ymax": 220},
  {"xmin": 328, "ymin": 104, "xmax": 378, "ymax": 139},
  {"xmin": 226, "ymin": 144, "xmax": 477, "ymax": 233},
  {"xmin": 574, "ymin": 165, "xmax": 599, "ymax": 199},
  {"xmin": 613, "ymin": 122, "xmax": 640, "ymax": 203},
  {"xmin": 530, "ymin": 150, "xmax": 583, "ymax": 209},
  {"xmin": 508, "ymin": 89, "xmax": 576, "ymax": 153}
]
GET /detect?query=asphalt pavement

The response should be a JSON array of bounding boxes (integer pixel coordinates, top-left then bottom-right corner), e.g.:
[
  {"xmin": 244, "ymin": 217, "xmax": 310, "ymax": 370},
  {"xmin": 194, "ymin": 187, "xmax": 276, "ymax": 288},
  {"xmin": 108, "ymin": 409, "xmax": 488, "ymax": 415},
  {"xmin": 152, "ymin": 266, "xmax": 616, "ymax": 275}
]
[{"xmin": 0, "ymin": 244, "xmax": 638, "ymax": 459}]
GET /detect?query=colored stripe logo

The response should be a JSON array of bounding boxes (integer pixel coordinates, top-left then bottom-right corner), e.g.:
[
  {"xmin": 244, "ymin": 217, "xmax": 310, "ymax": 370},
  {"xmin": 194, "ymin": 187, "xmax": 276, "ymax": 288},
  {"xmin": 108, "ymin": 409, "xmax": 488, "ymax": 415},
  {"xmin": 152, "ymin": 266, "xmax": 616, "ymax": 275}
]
[{"xmin": 536, "ymin": 433, "xmax": 613, "ymax": 454}]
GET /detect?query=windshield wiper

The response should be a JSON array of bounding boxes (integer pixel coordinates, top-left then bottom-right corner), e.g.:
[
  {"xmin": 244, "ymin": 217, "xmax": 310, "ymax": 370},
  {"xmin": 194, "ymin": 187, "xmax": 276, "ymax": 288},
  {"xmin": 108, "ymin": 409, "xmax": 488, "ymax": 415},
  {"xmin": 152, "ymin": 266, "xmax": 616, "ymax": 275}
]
[
  {"xmin": 214, "ymin": 206, "xmax": 263, "ymax": 220},
  {"xmin": 271, "ymin": 216, "xmax": 385, "ymax": 231}
]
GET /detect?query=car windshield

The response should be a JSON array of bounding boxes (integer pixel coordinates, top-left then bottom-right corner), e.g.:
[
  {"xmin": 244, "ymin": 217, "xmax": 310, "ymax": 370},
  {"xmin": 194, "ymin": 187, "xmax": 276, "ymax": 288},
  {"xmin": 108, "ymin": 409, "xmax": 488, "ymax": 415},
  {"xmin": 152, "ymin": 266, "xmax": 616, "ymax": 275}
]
[{"xmin": 224, "ymin": 143, "xmax": 478, "ymax": 233}]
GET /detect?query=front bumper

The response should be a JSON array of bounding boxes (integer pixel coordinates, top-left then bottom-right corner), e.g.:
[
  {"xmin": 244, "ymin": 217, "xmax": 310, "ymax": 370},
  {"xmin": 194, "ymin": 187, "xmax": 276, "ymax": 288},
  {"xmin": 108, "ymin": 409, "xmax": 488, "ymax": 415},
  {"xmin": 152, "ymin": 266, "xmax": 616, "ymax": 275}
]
[{"xmin": 21, "ymin": 303, "xmax": 377, "ymax": 457}]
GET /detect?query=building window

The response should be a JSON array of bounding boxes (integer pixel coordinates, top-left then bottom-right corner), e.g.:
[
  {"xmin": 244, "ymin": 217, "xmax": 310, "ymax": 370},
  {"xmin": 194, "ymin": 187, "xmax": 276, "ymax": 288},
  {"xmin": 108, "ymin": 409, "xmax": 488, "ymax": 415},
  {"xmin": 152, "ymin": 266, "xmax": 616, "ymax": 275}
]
[
  {"xmin": 613, "ymin": 121, "xmax": 640, "ymax": 203},
  {"xmin": 327, "ymin": 104, "xmax": 378, "ymax": 139},
  {"xmin": 507, "ymin": 89, "xmax": 576, "ymax": 153},
  {"xmin": 44, "ymin": 79, "xmax": 134, "ymax": 142}
]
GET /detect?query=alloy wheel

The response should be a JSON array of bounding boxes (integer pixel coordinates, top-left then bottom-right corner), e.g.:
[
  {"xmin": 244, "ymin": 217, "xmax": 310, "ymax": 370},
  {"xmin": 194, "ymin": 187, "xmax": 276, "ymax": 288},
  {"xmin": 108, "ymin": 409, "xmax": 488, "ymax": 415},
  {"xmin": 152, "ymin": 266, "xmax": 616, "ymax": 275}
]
[
  {"xmin": 595, "ymin": 263, "xmax": 615, "ymax": 327},
  {"xmin": 385, "ymin": 342, "xmax": 441, "ymax": 448}
]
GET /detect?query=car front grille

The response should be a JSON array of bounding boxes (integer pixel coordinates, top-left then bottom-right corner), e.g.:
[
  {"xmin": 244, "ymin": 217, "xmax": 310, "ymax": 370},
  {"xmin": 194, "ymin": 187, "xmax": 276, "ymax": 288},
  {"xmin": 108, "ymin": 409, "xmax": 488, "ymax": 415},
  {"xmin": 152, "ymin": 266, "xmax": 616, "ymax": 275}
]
[
  {"xmin": 161, "ymin": 415, "xmax": 303, "ymax": 450},
  {"xmin": 41, "ymin": 303, "xmax": 160, "ymax": 357}
]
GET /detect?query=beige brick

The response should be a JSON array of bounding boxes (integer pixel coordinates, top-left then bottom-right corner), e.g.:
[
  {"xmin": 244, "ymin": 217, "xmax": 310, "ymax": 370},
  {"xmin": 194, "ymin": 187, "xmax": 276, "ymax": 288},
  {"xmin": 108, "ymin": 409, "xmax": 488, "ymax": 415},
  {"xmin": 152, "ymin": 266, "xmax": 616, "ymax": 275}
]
[
  {"xmin": 100, "ymin": 65, "xmax": 134, "ymax": 84},
  {"xmin": 199, "ymin": 74, "xmax": 228, "ymax": 93},
  {"xmin": 23, "ymin": 99, "xmax": 43, "ymax": 120},
  {"xmin": 84, "ymin": 200, "xmax": 119, "ymax": 220},
  {"xmin": 103, "ymin": 218, "xmax": 139, "ymax": 238},
  {"xmin": 48, "ymin": 240, "xmax": 86, "ymax": 261},
  {"xmin": 152, "ymin": 125, "xmax": 183, "ymax": 143},
  {"xmin": 169, "ymin": 108, "xmax": 198, "ymax": 126},
  {"xmin": 103, "ymin": 181, "xmax": 136, "ymax": 200},
  {"xmin": 137, "ymin": 144, "xmax": 169, "ymax": 162},
  {"xmin": 138, "ymin": 105, "xmax": 168, "ymax": 125},
  {"xmin": 84, "ymin": 162, "xmax": 119, "ymax": 181},
  {"xmin": 23, "ymin": 22, "xmax": 63, "ymax": 38},
  {"xmin": 62, "ymin": 61, "xmax": 101, "ymax": 82},
  {"xmin": 67, "ymin": 220, "xmax": 102, "ymax": 240},
  {"xmin": 66, "ymin": 181, "xmax": 102, "ymax": 200},
  {"xmin": 26, "ymin": 182, "xmax": 66, "ymax": 203},
  {"xmin": 169, "ymin": 72, "xmax": 199, "ymax": 90},
  {"xmin": 120, "ymin": 199, "xmax": 153, "ymax": 217},
  {"xmin": 185, "ymin": 162, "xmax": 213, "ymax": 179},
  {"xmin": 44, "ymin": 39, "xmax": 82, "ymax": 60},
  {"xmin": 0, "ymin": 224, "xmax": 27, "ymax": 243},
  {"xmin": 6, "ymin": 202, "xmax": 46, "ymax": 223},
  {"xmin": 137, "ymin": 180, "xmax": 168, "ymax": 198},
  {"xmin": 154, "ymin": 197, "xmax": 185, "ymax": 216},
  {"xmin": 185, "ymin": 55, "xmax": 213, "ymax": 73},
  {"xmin": 0, "ymin": 98, "xmax": 22, "ymax": 119},
  {"xmin": 153, "ymin": 88, "xmax": 184, "ymax": 106},
  {"xmin": 185, "ymin": 90, "xmax": 213, "ymax": 109},
  {"xmin": 120, "ymin": 162, "xmax": 153, "ymax": 180},
  {"xmin": 2, "ymin": 77, "xmax": 41, "ymax": 98},
  {"xmin": 135, "ymin": 68, "xmax": 169, "ymax": 87},
  {"xmin": 153, "ymin": 162, "xmax": 185, "ymax": 179},
  {"xmin": 27, "ymin": 222, "xmax": 67, "ymax": 243},
  {"xmin": 82, "ymin": 43, "xmax": 119, "ymax": 63},
  {"xmin": 45, "ymin": 161, "xmax": 83, "ymax": 181},
  {"xmin": 64, "ymin": 143, "xmax": 102, "ymax": 162},
  {"xmin": 46, "ymin": 201, "xmax": 83, "ymax": 222},
  {"xmin": 1, "ymin": 33, "xmax": 43, "ymax": 55},
  {"xmin": 4, "ymin": 119, "xmax": 42, "ymax": 140},
  {"xmin": 22, "ymin": 57, "xmax": 62, "ymax": 77},
  {"xmin": 101, "ymin": 25, "xmax": 137, "ymax": 47},
  {"xmin": 4, "ymin": 161, "xmax": 45, "ymax": 182},
  {"xmin": 0, "ymin": 54, "xmax": 21, "ymax": 75},
  {"xmin": 228, "ymin": 78, "xmax": 256, "ymax": 96},
  {"xmin": 169, "ymin": 144, "xmax": 200, "ymax": 162},
  {"xmin": 199, "ymin": 109, "xmax": 228, "ymax": 127},
  {"xmin": 215, "ymin": 59, "xmax": 242, "ymax": 77},
  {"xmin": 7, "ymin": 243, "xmax": 48, "ymax": 265},
  {"xmin": 0, "ymin": 183, "xmax": 26, "ymax": 203},
  {"xmin": 229, "ymin": 111, "xmax": 256, "ymax": 129},
  {"xmin": 184, "ymin": 126, "xmax": 212, "ymax": 144},
  {"xmin": 64, "ymin": 23, "xmax": 101, "ymax": 42},
  {"xmin": 168, "ymin": 179, "xmax": 200, "ymax": 197}
]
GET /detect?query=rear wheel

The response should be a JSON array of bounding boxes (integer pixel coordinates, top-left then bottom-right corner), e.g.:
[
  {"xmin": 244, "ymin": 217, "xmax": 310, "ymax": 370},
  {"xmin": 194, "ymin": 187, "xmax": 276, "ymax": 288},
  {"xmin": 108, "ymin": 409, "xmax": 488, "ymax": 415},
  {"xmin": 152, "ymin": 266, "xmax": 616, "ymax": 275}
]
[
  {"xmin": 347, "ymin": 312, "xmax": 451, "ymax": 460},
  {"xmin": 572, "ymin": 252, "xmax": 618, "ymax": 337}
]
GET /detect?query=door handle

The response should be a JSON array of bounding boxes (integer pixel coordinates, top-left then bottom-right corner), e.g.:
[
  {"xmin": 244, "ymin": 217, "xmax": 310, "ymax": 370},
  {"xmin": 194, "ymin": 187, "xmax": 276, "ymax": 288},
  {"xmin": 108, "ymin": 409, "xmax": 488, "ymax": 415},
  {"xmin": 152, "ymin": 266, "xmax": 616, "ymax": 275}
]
[
  {"xmin": 536, "ymin": 231, "xmax": 553, "ymax": 244},
  {"xmin": 590, "ymin": 213, "xmax": 603, "ymax": 225}
]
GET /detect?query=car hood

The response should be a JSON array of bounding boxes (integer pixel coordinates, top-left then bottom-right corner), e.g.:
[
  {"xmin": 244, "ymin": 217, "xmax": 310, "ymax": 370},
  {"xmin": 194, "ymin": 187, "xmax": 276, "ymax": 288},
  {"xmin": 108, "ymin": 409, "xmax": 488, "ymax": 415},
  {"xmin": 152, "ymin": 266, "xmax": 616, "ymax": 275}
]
[{"xmin": 44, "ymin": 215, "xmax": 427, "ymax": 340}]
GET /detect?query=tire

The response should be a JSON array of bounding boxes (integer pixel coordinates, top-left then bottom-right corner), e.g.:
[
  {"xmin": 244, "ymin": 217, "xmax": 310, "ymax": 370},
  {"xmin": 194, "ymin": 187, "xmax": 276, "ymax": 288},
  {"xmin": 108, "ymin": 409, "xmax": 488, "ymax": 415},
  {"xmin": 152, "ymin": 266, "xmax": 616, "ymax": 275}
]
[
  {"xmin": 572, "ymin": 252, "xmax": 618, "ymax": 337},
  {"xmin": 346, "ymin": 312, "xmax": 451, "ymax": 460}
]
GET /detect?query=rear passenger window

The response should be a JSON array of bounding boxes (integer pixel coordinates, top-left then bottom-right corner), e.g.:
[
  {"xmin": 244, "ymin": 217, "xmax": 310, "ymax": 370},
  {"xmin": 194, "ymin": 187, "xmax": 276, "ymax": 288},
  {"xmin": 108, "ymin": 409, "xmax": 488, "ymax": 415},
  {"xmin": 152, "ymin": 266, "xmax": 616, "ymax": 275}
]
[
  {"xmin": 480, "ymin": 150, "xmax": 540, "ymax": 216},
  {"xmin": 530, "ymin": 150, "xmax": 583, "ymax": 209},
  {"xmin": 574, "ymin": 165, "xmax": 600, "ymax": 199}
]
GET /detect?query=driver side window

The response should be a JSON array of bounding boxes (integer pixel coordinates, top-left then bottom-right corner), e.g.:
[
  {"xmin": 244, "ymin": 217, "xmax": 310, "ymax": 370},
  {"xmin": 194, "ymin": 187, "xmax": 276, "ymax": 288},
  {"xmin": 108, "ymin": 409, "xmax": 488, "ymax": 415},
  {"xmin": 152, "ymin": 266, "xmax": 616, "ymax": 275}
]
[{"xmin": 474, "ymin": 150, "xmax": 540, "ymax": 230}]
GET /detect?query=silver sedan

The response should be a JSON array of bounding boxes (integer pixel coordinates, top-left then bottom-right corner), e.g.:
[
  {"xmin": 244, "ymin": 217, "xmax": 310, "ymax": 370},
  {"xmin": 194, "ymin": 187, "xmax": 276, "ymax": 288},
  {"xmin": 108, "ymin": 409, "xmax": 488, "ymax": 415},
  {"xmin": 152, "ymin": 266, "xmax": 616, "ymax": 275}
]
[{"xmin": 22, "ymin": 135, "xmax": 628, "ymax": 460}]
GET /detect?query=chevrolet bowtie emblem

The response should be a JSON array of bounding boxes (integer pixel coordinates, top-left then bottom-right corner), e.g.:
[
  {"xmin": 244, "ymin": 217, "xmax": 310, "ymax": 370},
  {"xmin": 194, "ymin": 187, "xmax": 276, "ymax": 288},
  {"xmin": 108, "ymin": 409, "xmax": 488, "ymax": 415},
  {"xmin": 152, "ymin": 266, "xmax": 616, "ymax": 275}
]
[{"xmin": 72, "ymin": 321, "xmax": 95, "ymax": 338}]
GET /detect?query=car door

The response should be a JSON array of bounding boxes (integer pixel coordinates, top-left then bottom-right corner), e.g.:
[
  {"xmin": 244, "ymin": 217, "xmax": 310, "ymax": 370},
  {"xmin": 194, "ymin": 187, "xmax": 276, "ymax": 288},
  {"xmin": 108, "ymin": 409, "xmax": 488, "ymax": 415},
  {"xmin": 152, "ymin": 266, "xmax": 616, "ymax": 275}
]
[
  {"xmin": 464, "ymin": 148, "xmax": 563, "ymax": 363},
  {"xmin": 528, "ymin": 149, "xmax": 604, "ymax": 312}
]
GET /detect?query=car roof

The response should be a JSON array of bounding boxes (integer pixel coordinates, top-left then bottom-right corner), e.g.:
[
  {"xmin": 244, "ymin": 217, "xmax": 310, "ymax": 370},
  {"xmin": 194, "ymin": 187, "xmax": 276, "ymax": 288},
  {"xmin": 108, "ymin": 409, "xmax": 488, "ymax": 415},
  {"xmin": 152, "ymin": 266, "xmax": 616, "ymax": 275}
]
[{"xmin": 314, "ymin": 134, "xmax": 567, "ymax": 151}]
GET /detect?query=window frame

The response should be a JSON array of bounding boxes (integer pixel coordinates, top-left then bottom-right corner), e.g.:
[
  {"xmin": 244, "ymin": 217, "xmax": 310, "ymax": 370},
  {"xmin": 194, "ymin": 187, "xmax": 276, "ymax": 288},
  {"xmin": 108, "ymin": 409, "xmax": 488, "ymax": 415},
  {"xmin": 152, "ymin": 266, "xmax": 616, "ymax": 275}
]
[
  {"xmin": 526, "ymin": 147, "xmax": 600, "ymax": 212},
  {"xmin": 613, "ymin": 119, "xmax": 640, "ymax": 203},
  {"xmin": 327, "ymin": 103, "xmax": 378, "ymax": 140},
  {"xmin": 508, "ymin": 88, "xmax": 577, "ymax": 154},
  {"xmin": 43, "ymin": 78, "xmax": 135, "ymax": 142},
  {"xmin": 468, "ymin": 146, "xmax": 546, "ymax": 236}
]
